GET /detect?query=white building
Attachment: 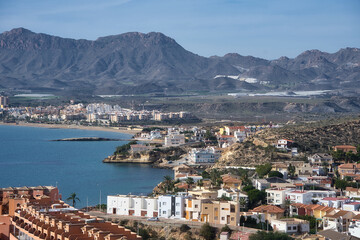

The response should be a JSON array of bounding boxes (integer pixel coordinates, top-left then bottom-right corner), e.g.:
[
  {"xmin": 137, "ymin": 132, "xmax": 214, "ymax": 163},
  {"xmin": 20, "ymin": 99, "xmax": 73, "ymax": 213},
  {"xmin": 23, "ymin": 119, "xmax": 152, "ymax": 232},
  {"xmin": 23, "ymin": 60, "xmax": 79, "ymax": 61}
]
[
  {"xmin": 158, "ymin": 195, "xmax": 185, "ymax": 219},
  {"xmin": 107, "ymin": 195, "xmax": 158, "ymax": 217},
  {"xmin": 286, "ymin": 191, "xmax": 313, "ymax": 205},
  {"xmin": 266, "ymin": 188, "xmax": 292, "ymax": 206},
  {"xmin": 217, "ymin": 189, "xmax": 248, "ymax": 202},
  {"xmin": 188, "ymin": 147, "xmax": 220, "ymax": 165},
  {"xmin": 164, "ymin": 134, "xmax": 185, "ymax": 147},
  {"xmin": 319, "ymin": 197, "xmax": 350, "ymax": 209},
  {"xmin": 150, "ymin": 129, "xmax": 162, "ymax": 139},
  {"xmin": 271, "ymin": 218, "xmax": 310, "ymax": 234},
  {"xmin": 234, "ymin": 130, "xmax": 246, "ymax": 143},
  {"xmin": 275, "ymin": 139, "xmax": 293, "ymax": 150}
]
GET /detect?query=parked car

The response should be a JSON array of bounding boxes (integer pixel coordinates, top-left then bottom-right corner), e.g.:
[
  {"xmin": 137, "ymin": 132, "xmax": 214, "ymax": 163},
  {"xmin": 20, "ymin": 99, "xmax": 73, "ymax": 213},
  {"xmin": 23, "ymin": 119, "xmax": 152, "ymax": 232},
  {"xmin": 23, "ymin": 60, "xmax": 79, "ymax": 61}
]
[{"xmin": 147, "ymin": 217, "xmax": 159, "ymax": 221}]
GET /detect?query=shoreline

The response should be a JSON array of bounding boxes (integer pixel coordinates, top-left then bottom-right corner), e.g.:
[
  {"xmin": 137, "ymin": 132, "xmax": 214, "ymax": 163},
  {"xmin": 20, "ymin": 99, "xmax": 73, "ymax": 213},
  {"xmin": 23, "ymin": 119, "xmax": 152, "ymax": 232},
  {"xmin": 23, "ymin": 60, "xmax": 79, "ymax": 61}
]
[{"xmin": 0, "ymin": 122, "xmax": 141, "ymax": 135}]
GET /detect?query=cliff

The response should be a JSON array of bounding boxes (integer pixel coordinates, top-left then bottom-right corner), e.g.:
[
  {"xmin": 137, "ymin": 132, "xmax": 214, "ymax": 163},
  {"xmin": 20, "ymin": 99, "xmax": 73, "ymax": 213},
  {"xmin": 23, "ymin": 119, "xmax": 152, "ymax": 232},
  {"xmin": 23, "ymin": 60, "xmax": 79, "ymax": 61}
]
[{"xmin": 103, "ymin": 147, "xmax": 187, "ymax": 165}]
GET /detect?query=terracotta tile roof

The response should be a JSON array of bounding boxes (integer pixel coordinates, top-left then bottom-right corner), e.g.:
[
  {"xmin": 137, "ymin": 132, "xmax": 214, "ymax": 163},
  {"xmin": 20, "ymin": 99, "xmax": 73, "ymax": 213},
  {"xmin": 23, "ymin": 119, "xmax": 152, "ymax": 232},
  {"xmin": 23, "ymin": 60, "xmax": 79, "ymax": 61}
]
[
  {"xmin": 353, "ymin": 214, "xmax": 360, "ymax": 220},
  {"xmin": 251, "ymin": 205, "xmax": 285, "ymax": 214},
  {"xmin": 324, "ymin": 210, "xmax": 351, "ymax": 218}
]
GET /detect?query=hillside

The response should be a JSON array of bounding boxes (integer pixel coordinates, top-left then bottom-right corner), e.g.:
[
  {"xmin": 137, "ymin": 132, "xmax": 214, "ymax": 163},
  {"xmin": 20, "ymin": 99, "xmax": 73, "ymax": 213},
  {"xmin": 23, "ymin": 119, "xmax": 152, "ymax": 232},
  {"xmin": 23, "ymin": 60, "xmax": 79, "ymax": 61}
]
[
  {"xmin": 216, "ymin": 119, "xmax": 360, "ymax": 167},
  {"xmin": 0, "ymin": 28, "xmax": 359, "ymax": 94}
]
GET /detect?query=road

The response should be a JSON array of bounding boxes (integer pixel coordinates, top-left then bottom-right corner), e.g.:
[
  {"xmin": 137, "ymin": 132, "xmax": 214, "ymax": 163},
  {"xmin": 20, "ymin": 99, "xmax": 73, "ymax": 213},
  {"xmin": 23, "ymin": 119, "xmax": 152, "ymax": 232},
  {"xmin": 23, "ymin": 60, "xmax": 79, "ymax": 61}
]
[{"xmin": 87, "ymin": 211, "xmax": 259, "ymax": 233}]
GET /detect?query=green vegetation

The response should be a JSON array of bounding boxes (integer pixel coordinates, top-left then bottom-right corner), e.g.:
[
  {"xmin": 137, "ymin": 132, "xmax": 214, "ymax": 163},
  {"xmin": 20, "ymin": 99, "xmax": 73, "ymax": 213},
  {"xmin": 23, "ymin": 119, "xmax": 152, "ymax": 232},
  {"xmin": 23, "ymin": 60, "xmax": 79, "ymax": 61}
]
[
  {"xmin": 114, "ymin": 140, "xmax": 137, "ymax": 155},
  {"xmin": 239, "ymin": 216, "xmax": 272, "ymax": 231},
  {"xmin": 292, "ymin": 215, "xmax": 317, "ymax": 233},
  {"xmin": 256, "ymin": 163, "xmax": 272, "ymax": 178},
  {"xmin": 199, "ymin": 223, "xmax": 216, "ymax": 240},
  {"xmin": 249, "ymin": 231, "xmax": 293, "ymax": 240},
  {"xmin": 268, "ymin": 171, "xmax": 283, "ymax": 178}
]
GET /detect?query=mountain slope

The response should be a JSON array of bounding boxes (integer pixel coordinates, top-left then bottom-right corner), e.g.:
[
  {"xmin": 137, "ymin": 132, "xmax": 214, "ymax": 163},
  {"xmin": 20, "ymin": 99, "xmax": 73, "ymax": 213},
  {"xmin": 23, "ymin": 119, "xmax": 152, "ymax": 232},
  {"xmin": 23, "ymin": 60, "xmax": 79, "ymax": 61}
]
[{"xmin": 0, "ymin": 28, "xmax": 359, "ymax": 94}]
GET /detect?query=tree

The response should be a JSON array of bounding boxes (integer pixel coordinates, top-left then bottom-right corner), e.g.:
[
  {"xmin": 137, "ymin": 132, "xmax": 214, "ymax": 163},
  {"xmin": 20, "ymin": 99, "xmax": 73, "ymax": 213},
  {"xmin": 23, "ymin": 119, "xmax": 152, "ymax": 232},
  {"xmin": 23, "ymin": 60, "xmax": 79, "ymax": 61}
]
[
  {"xmin": 185, "ymin": 177, "xmax": 195, "ymax": 187},
  {"xmin": 335, "ymin": 179, "xmax": 348, "ymax": 191},
  {"xmin": 197, "ymin": 179, "xmax": 204, "ymax": 188},
  {"xmin": 221, "ymin": 224, "xmax": 232, "ymax": 234},
  {"xmin": 163, "ymin": 175, "xmax": 174, "ymax": 193},
  {"xmin": 247, "ymin": 189, "xmax": 266, "ymax": 209},
  {"xmin": 199, "ymin": 223, "xmax": 216, "ymax": 240},
  {"xmin": 268, "ymin": 171, "xmax": 284, "ymax": 178},
  {"xmin": 67, "ymin": 193, "xmax": 80, "ymax": 207},
  {"xmin": 255, "ymin": 163, "xmax": 272, "ymax": 178},
  {"xmin": 180, "ymin": 224, "xmax": 191, "ymax": 232},
  {"xmin": 202, "ymin": 171, "xmax": 210, "ymax": 179},
  {"xmin": 288, "ymin": 164, "xmax": 296, "ymax": 177},
  {"xmin": 239, "ymin": 197, "xmax": 248, "ymax": 212}
]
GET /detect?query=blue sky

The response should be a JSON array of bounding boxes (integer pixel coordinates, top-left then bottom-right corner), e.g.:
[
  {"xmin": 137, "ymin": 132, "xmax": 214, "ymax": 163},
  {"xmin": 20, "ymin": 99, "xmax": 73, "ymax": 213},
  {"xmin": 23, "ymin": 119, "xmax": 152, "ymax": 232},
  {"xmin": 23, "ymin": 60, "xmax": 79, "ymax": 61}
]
[{"xmin": 0, "ymin": 0, "xmax": 359, "ymax": 59}]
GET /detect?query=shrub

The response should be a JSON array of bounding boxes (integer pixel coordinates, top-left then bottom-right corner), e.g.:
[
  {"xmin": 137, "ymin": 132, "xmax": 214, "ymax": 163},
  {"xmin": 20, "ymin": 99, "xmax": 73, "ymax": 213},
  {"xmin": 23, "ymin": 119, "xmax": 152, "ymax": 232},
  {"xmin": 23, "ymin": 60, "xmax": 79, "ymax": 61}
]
[{"xmin": 180, "ymin": 224, "xmax": 191, "ymax": 232}]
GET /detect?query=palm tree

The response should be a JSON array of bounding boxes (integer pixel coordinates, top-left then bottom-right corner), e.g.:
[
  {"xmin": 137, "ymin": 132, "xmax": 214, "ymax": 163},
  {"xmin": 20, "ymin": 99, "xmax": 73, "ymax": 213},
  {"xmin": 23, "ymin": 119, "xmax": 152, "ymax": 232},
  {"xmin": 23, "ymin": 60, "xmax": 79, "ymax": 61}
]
[
  {"xmin": 163, "ymin": 175, "xmax": 173, "ymax": 193},
  {"xmin": 239, "ymin": 197, "xmax": 247, "ymax": 212},
  {"xmin": 197, "ymin": 179, "xmax": 204, "ymax": 188},
  {"xmin": 186, "ymin": 177, "xmax": 195, "ymax": 188},
  {"xmin": 67, "ymin": 193, "xmax": 80, "ymax": 207}
]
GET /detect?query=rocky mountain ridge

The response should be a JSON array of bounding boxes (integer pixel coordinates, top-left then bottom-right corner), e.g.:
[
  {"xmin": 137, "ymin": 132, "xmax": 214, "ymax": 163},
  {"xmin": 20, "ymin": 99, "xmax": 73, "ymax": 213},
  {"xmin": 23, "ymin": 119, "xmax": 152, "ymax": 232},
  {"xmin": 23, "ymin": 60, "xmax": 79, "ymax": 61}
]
[{"xmin": 0, "ymin": 28, "xmax": 359, "ymax": 94}]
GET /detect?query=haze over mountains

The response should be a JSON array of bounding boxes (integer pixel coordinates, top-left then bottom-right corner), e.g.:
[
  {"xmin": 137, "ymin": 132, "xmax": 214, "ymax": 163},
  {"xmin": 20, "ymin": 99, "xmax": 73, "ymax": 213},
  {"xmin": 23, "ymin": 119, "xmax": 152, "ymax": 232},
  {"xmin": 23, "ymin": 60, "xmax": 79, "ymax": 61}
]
[{"xmin": 0, "ymin": 28, "xmax": 359, "ymax": 95}]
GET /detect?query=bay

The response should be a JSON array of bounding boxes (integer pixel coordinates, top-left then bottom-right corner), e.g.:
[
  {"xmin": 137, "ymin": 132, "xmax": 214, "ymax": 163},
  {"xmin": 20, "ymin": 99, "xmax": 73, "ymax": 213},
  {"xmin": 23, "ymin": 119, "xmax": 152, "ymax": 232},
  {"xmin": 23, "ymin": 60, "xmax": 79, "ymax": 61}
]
[{"xmin": 0, "ymin": 125, "xmax": 172, "ymax": 208}]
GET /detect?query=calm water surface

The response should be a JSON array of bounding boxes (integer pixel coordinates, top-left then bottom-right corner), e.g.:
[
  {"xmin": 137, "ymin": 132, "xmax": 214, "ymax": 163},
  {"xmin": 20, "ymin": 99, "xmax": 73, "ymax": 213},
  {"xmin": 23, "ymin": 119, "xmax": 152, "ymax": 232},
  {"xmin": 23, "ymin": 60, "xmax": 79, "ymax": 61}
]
[{"xmin": 0, "ymin": 125, "xmax": 172, "ymax": 207}]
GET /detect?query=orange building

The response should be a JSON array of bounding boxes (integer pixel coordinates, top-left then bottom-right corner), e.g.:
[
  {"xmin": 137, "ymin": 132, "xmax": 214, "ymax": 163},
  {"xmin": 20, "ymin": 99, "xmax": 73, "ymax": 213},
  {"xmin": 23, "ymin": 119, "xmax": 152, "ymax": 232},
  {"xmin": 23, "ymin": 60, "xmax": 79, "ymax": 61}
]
[
  {"xmin": 9, "ymin": 197, "xmax": 141, "ymax": 240},
  {"xmin": 333, "ymin": 145, "xmax": 357, "ymax": 154}
]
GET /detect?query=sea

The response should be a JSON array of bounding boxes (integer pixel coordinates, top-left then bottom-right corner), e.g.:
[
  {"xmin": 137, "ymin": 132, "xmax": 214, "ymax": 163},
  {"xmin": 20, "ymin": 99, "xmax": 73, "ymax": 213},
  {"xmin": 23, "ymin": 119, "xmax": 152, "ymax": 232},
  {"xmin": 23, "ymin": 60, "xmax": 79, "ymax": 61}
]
[{"xmin": 0, "ymin": 125, "xmax": 172, "ymax": 208}]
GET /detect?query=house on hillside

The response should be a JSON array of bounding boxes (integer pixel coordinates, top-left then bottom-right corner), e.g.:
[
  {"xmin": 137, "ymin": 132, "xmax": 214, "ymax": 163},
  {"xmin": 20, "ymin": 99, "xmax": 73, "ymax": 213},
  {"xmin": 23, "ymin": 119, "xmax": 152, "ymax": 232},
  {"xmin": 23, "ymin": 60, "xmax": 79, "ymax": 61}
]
[{"xmin": 333, "ymin": 145, "xmax": 357, "ymax": 154}]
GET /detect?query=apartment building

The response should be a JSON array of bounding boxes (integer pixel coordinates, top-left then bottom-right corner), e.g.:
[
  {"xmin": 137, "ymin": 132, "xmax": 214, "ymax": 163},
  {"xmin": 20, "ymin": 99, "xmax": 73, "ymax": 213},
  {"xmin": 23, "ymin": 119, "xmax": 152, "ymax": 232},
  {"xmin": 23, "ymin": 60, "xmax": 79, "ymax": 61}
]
[
  {"xmin": 188, "ymin": 147, "xmax": 221, "ymax": 165},
  {"xmin": 0, "ymin": 96, "xmax": 8, "ymax": 108},
  {"xmin": 158, "ymin": 195, "xmax": 185, "ymax": 219},
  {"xmin": 107, "ymin": 195, "xmax": 158, "ymax": 217},
  {"xmin": 164, "ymin": 134, "xmax": 185, "ymax": 147},
  {"xmin": 323, "ymin": 210, "xmax": 355, "ymax": 233},
  {"xmin": 200, "ymin": 200, "xmax": 239, "ymax": 226},
  {"xmin": 185, "ymin": 198, "xmax": 202, "ymax": 221},
  {"xmin": 10, "ymin": 198, "xmax": 141, "ymax": 240},
  {"xmin": 266, "ymin": 188, "xmax": 291, "ymax": 206}
]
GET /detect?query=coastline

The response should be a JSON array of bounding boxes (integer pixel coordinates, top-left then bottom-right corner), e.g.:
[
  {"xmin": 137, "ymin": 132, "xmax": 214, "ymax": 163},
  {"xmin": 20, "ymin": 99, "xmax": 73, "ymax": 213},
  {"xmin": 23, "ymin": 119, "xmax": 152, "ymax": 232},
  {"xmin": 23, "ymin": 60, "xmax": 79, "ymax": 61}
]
[{"xmin": 0, "ymin": 122, "xmax": 140, "ymax": 135}]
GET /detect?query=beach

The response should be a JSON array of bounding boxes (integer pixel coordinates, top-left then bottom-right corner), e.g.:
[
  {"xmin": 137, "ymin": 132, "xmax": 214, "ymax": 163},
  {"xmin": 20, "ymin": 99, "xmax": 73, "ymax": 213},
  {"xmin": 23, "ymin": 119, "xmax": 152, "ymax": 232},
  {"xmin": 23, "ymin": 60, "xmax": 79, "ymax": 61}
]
[{"xmin": 0, "ymin": 122, "xmax": 141, "ymax": 135}]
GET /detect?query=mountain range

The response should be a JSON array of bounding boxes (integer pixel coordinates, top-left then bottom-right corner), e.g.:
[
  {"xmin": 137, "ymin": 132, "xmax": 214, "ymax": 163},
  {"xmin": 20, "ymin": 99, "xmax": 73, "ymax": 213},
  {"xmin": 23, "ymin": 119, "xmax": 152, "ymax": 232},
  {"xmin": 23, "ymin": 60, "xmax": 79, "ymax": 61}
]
[{"xmin": 0, "ymin": 28, "xmax": 359, "ymax": 95}]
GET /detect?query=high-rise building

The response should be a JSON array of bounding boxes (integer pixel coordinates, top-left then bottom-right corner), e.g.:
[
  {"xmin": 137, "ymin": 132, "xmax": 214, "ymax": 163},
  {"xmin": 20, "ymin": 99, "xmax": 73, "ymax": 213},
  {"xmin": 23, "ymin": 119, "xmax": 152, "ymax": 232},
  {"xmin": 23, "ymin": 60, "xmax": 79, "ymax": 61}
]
[{"xmin": 0, "ymin": 96, "xmax": 9, "ymax": 108}]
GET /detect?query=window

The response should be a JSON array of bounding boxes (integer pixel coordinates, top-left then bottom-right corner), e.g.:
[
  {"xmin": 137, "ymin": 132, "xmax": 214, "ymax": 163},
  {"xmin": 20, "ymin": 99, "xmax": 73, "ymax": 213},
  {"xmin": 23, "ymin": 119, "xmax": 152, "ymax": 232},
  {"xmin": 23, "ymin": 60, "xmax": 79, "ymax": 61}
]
[
  {"xmin": 293, "ymin": 226, "xmax": 297, "ymax": 230},
  {"xmin": 214, "ymin": 216, "xmax": 218, "ymax": 220},
  {"xmin": 176, "ymin": 212, "xmax": 180, "ymax": 215},
  {"xmin": 215, "ymin": 208, "xmax": 218, "ymax": 211},
  {"xmin": 221, "ymin": 217, "xmax": 225, "ymax": 220},
  {"xmin": 162, "ymin": 211, "xmax": 166, "ymax": 214},
  {"xmin": 231, "ymin": 217, "xmax": 234, "ymax": 221},
  {"xmin": 163, "ymin": 202, "xmax": 166, "ymax": 205},
  {"xmin": 205, "ymin": 207, "xmax": 208, "ymax": 210},
  {"xmin": 287, "ymin": 227, "xmax": 291, "ymax": 231},
  {"xmin": 176, "ymin": 203, "xmax": 180, "ymax": 206}
]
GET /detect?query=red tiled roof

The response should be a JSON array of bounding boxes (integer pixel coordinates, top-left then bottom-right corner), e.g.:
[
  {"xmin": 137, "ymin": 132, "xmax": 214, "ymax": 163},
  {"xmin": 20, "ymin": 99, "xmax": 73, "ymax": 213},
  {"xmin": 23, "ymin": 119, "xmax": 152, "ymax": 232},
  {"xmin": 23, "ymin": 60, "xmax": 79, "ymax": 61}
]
[{"xmin": 251, "ymin": 205, "xmax": 285, "ymax": 214}]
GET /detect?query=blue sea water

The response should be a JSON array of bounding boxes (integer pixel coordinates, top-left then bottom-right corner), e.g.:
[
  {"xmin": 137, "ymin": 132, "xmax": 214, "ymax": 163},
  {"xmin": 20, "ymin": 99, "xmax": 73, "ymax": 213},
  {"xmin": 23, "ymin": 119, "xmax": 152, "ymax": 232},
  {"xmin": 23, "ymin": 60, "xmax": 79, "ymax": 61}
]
[{"xmin": 0, "ymin": 125, "xmax": 172, "ymax": 208}]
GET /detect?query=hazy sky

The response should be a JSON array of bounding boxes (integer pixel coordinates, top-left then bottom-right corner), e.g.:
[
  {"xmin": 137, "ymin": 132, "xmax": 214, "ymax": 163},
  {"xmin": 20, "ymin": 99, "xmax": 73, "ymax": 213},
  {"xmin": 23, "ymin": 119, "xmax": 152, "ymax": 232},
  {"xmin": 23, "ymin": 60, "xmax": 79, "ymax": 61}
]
[{"xmin": 0, "ymin": 0, "xmax": 359, "ymax": 59}]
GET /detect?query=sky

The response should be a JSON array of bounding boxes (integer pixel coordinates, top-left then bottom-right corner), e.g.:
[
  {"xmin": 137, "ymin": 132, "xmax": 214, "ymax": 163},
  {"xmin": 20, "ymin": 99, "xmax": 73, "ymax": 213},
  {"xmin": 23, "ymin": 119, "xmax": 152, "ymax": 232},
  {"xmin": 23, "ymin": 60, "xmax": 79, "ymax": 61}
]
[{"xmin": 0, "ymin": 0, "xmax": 359, "ymax": 59}]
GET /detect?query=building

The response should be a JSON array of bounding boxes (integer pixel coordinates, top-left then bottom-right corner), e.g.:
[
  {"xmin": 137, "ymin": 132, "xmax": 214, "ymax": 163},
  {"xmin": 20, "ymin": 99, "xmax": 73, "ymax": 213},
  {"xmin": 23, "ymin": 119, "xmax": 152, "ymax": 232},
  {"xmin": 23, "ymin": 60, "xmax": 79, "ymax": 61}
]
[
  {"xmin": 222, "ymin": 175, "xmax": 242, "ymax": 190},
  {"xmin": 308, "ymin": 153, "xmax": 333, "ymax": 166},
  {"xmin": 130, "ymin": 144, "xmax": 149, "ymax": 153},
  {"xmin": 319, "ymin": 197, "xmax": 350, "ymax": 209},
  {"xmin": 184, "ymin": 198, "xmax": 202, "ymax": 222},
  {"xmin": 200, "ymin": 200, "xmax": 239, "ymax": 226},
  {"xmin": 271, "ymin": 218, "xmax": 310, "ymax": 234},
  {"xmin": 217, "ymin": 189, "xmax": 248, "ymax": 202},
  {"xmin": 275, "ymin": 139, "xmax": 293, "ymax": 150},
  {"xmin": 323, "ymin": 210, "xmax": 355, "ymax": 232},
  {"xmin": 250, "ymin": 205, "xmax": 285, "ymax": 222},
  {"xmin": 188, "ymin": 147, "xmax": 221, "ymax": 165},
  {"xmin": 164, "ymin": 134, "xmax": 185, "ymax": 147},
  {"xmin": 338, "ymin": 163, "xmax": 360, "ymax": 179},
  {"xmin": 0, "ymin": 96, "xmax": 8, "ymax": 108},
  {"xmin": 333, "ymin": 145, "xmax": 357, "ymax": 154},
  {"xmin": 173, "ymin": 164, "xmax": 198, "ymax": 180},
  {"xmin": 107, "ymin": 195, "xmax": 158, "ymax": 218},
  {"xmin": 0, "ymin": 186, "xmax": 60, "ymax": 216},
  {"xmin": 158, "ymin": 195, "xmax": 185, "ymax": 219},
  {"xmin": 266, "ymin": 188, "xmax": 291, "ymax": 206},
  {"xmin": 10, "ymin": 197, "xmax": 141, "ymax": 240}
]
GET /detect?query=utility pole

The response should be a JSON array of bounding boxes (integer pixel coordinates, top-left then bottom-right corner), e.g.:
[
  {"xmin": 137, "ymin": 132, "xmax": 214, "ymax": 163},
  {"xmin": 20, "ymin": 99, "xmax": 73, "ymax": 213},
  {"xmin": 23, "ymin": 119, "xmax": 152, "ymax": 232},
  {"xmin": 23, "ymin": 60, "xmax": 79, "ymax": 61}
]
[{"xmin": 99, "ymin": 190, "xmax": 102, "ymax": 212}]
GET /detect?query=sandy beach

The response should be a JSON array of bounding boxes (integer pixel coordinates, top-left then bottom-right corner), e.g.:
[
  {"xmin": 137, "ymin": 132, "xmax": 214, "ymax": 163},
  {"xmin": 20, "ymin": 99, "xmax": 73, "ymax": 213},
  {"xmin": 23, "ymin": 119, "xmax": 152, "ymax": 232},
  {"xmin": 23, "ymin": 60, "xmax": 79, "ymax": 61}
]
[{"xmin": 0, "ymin": 122, "xmax": 141, "ymax": 135}]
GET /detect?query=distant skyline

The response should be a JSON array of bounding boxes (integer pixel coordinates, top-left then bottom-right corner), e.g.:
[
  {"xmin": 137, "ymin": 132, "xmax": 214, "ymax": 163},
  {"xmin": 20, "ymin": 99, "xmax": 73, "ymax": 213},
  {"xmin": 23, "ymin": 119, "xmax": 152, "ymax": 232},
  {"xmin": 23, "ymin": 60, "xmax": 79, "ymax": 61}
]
[{"xmin": 0, "ymin": 0, "xmax": 359, "ymax": 59}]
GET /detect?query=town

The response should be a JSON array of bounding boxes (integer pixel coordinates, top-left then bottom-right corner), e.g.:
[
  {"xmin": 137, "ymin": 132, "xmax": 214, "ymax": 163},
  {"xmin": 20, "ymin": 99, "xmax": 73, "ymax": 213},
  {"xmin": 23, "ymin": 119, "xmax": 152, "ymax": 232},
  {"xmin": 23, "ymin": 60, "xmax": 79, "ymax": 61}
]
[{"xmin": 1, "ymin": 102, "xmax": 360, "ymax": 240}]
